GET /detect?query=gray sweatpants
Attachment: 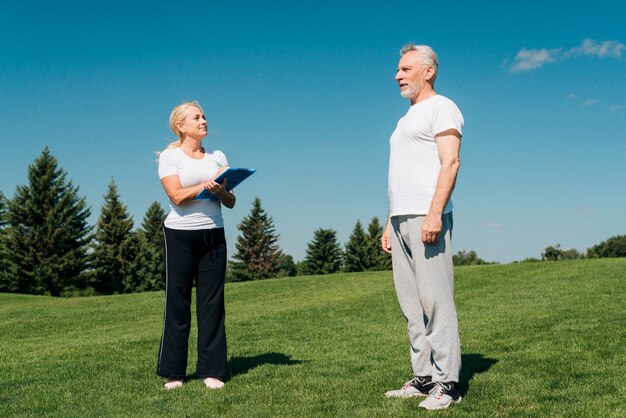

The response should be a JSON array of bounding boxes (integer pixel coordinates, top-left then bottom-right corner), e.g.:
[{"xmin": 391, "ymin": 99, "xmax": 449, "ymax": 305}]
[{"xmin": 390, "ymin": 213, "xmax": 461, "ymax": 383}]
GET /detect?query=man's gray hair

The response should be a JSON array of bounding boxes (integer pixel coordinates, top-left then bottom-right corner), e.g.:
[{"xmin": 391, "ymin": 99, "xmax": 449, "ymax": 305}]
[{"xmin": 400, "ymin": 42, "xmax": 438, "ymax": 83}]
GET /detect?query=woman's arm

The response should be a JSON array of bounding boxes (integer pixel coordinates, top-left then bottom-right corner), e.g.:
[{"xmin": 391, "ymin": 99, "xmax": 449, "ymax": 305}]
[
  {"xmin": 161, "ymin": 170, "xmax": 236, "ymax": 208},
  {"xmin": 208, "ymin": 181, "xmax": 236, "ymax": 209},
  {"xmin": 160, "ymin": 175, "xmax": 205, "ymax": 206}
]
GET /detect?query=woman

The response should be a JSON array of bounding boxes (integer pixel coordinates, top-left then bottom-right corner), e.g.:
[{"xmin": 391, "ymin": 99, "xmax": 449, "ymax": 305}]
[{"xmin": 156, "ymin": 101, "xmax": 235, "ymax": 390}]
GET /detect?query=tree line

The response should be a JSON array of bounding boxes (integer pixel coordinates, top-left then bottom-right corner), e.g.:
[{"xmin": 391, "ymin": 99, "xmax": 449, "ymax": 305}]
[
  {"xmin": 1, "ymin": 148, "xmax": 623, "ymax": 296},
  {"xmin": 533, "ymin": 237, "xmax": 626, "ymax": 261},
  {"xmin": 0, "ymin": 148, "xmax": 391, "ymax": 296},
  {"xmin": 0, "ymin": 148, "xmax": 168, "ymax": 296},
  {"xmin": 227, "ymin": 197, "xmax": 391, "ymax": 281}
]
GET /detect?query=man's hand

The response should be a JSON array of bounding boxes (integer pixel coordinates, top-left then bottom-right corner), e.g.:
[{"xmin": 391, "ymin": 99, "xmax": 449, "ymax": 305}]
[
  {"xmin": 421, "ymin": 213, "xmax": 442, "ymax": 245},
  {"xmin": 381, "ymin": 218, "xmax": 392, "ymax": 254}
]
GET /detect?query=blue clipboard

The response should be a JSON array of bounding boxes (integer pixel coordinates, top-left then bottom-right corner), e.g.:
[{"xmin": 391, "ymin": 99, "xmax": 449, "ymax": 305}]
[{"xmin": 195, "ymin": 168, "xmax": 256, "ymax": 200}]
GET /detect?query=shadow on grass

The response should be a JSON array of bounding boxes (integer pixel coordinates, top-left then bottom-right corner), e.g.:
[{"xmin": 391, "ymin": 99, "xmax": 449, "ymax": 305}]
[
  {"xmin": 459, "ymin": 353, "xmax": 498, "ymax": 396},
  {"xmin": 227, "ymin": 352, "xmax": 303, "ymax": 380}
]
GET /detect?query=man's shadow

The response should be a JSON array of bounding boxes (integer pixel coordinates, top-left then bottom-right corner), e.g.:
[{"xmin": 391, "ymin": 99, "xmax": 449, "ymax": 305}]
[
  {"xmin": 458, "ymin": 353, "xmax": 498, "ymax": 396},
  {"xmin": 227, "ymin": 352, "xmax": 303, "ymax": 380}
]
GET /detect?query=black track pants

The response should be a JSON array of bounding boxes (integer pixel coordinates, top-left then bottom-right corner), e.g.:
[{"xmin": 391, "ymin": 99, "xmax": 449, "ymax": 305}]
[{"xmin": 157, "ymin": 226, "xmax": 227, "ymax": 380}]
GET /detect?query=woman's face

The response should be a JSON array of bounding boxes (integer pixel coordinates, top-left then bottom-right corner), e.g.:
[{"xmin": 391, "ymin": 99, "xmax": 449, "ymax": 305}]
[{"xmin": 178, "ymin": 106, "xmax": 208, "ymax": 140}]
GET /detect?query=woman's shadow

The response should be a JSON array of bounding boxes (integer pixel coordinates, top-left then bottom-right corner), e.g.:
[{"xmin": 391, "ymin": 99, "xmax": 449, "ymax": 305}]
[
  {"xmin": 226, "ymin": 352, "xmax": 303, "ymax": 380},
  {"xmin": 459, "ymin": 353, "xmax": 498, "ymax": 395}
]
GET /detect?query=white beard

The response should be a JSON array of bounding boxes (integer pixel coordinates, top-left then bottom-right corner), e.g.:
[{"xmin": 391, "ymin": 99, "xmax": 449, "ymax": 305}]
[
  {"xmin": 400, "ymin": 89, "xmax": 414, "ymax": 99},
  {"xmin": 400, "ymin": 80, "xmax": 425, "ymax": 100}
]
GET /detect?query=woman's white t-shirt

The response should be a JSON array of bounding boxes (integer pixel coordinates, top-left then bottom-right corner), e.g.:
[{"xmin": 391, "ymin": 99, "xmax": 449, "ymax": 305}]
[{"xmin": 158, "ymin": 147, "xmax": 228, "ymax": 230}]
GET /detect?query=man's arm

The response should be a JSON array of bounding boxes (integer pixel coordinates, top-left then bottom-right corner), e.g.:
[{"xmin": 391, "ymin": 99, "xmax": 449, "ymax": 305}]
[{"xmin": 421, "ymin": 129, "xmax": 461, "ymax": 244}]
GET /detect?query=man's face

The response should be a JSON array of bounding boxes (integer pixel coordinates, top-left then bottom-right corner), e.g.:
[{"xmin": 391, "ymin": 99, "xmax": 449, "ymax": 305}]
[{"xmin": 395, "ymin": 51, "xmax": 428, "ymax": 101}]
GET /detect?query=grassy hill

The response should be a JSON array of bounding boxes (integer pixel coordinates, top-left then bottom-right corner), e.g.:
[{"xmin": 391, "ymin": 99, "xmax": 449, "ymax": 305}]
[{"xmin": 1, "ymin": 259, "xmax": 625, "ymax": 417}]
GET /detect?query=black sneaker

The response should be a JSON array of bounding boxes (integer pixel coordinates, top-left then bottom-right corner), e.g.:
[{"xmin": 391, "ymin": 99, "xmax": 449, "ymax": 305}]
[
  {"xmin": 384, "ymin": 376, "xmax": 435, "ymax": 398},
  {"xmin": 419, "ymin": 381, "xmax": 462, "ymax": 410}
]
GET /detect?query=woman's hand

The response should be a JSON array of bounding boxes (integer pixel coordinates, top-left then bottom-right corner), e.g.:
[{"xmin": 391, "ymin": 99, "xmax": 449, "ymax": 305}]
[
  {"xmin": 204, "ymin": 170, "xmax": 236, "ymax": 209},
  {"xmin": 203, "ymin": 177, "xmax": 227, "ymax": 196}
]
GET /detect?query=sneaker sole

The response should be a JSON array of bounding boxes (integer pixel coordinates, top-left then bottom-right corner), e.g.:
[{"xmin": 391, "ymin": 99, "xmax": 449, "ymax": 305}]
[
  {"xmin": 385, "ymin": 392, "xmax": 429, "ymax": 398},
  {"xmin": 420, "ymin": 396, "xmax": 462, "ymax": 410}
]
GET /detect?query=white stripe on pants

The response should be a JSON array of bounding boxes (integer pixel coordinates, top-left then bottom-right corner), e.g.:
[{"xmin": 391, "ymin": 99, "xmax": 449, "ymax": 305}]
[{"xmin": 390, "ymin": 213, "xmax": 461, "ymax": 383}]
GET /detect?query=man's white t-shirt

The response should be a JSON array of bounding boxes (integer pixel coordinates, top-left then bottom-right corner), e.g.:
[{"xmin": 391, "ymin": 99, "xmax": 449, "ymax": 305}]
[
  {"xmin": 388, "ymin": 95, "xmax": 464, "ymax": 217},
  {"xmin": 158, "ymin": 147, "xmax": 228, "ymax": 230}
]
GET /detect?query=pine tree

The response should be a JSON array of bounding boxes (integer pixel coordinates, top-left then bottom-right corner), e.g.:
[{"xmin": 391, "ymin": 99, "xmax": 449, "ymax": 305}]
[
  {"xmin": 91, "ymin": 179, "xmax": 139, "ymax": 294},
  {"xmin": 343, "ymin": 220, "xmax": 369, "ymax": 272},
  {"xmin": 303, "ymin": 228, "xmax": 343, "ymax": 275},
  {"xmin": 365, "ymin": 216, "xmax": 392, "ymax": 271},
  {"xmin": 230, "ymin": 197, "xmax": 283, "ymax": 281},
  {"xmin": 6, "ymin": 148, "xmax": 92, "ymax": 295},
  {"xmin": 0, "ymin": 191, "xmax": 14, "ymax": 292},
  {"xmin": 135, "ymin": 201, "xmax": 166, "ymax": 291}
]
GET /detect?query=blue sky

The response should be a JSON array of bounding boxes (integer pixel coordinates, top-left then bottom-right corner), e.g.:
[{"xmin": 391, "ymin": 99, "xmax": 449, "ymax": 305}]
[{"xmin": 1, "ymin": 0, "xmax": 624, "ymax": 263}]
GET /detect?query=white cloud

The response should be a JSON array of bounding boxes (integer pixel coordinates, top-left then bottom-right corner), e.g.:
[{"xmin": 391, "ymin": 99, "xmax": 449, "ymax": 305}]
[
  {"xmin": 567, "ymin": 39, "xmax": 626, "ymax": 59},
  {"xmin": 581, "ymin": 99, "xmax": 598, "ymax": 106},
  {"xmin": 566, "ymin": 93, "xmax": 577, "ymax": 100},
  {"xmin": 510, "ymin": 38, "xmax": 625, "ymax": 73},
  {"xmin": 486, "ymin": 223, "xmax": 503, "ymax": 229},
  {"xmin": 609, "ymin": 104, "xmax": 623, "ymax": 113},
  {"xmin": 510, "ymin": 48, "xmax": 562, "ymax": 73}
]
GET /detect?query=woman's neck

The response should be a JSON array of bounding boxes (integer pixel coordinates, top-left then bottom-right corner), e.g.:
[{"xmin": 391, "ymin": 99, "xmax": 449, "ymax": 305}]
[{"xmin": 180, "ymin": 138, "xmax": 203, "ymax": 153}]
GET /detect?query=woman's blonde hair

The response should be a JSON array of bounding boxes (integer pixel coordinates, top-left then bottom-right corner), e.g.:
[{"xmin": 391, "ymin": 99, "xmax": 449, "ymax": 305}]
[{"xmin": 166, "ymin": 101, "xmax": 204, "ymax": 150}]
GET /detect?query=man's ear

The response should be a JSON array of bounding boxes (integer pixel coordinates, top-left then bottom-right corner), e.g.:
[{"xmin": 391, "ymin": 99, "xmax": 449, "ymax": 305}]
[{"xmin": 424, "ymin": 66, "xmax": 436, "ymax": 82}]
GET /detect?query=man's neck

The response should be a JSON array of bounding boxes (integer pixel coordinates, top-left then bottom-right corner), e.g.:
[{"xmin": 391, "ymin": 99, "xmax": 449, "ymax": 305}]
[{"xmin": 411, "ymin": 85, "xmax": 436, "ymax": 105}]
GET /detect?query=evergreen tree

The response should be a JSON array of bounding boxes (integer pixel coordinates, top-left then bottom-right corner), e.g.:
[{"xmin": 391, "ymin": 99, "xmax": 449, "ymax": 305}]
[
  {"xmin": 230, "ymin": 197, "xmax": 283, "ymax": 281},
  {"xmin": 91, "ymin": 179, "xmax": 139, "ymax": 294},
  {"xmin": 343, "ymin": 220, "xmax": 369, "ymax": 272},
  {"xmin": 303, "ymin": 228, "xmax": 343, "ymax": 275},
  {"xmin": 6, "ymin": 148, "xmax": 92, "ymax": 295},
  {"xmin": 365, "ymin": 216, "xmax": 392, "ymax": 271},
  {"xmin": 135, "ymin": 201, "xmax": 166, "ymax": 291},
  {"xmin": 0, "ymin": 191, "xmax": 13, "ymax": 292}
]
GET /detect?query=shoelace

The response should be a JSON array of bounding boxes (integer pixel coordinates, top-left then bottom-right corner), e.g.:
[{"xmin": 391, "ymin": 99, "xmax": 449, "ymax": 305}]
[
  {"xmin": 429, "ymin": 382, "xmax": 452, "ymax": 399},
  {"xmin": 400, "ymin": 376, "xmax": 427, "ymax": 392},
  {"xmin": 403, "ymin": 377, "xmax": 422, "ymax": 388}
]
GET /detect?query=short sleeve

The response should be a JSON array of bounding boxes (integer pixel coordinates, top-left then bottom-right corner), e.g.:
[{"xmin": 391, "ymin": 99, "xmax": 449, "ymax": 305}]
[
  {"xmin": 214, "ymin": 150, "xmax": 229, "ymax": 167},
  {"xmin": 433, "ymin": 99, "xmax": 464, "ymax": 138},
  {"xmin": 158, "ymin": 149, "xmax": 179, "ymax": 179}
]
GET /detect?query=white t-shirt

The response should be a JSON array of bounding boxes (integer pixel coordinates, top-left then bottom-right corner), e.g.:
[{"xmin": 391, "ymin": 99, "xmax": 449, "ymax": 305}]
[
  {"xmin": 158, "ymin": 147, "xmax": 229, "ymax": 230},
  {"xmin": 388, "ymin": 95, "xmax": 464, "ymax": 217}
]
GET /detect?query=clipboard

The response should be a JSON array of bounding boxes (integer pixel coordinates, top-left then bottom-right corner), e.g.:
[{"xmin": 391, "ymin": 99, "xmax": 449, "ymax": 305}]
[{"xmin": 195, "ymin": 168, "xmax": 256, "ymax": 200}]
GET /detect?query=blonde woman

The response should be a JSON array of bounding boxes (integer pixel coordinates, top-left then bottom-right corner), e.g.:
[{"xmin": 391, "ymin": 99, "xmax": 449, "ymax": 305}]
[{"xmin": 156, "ymin": 101, "xmax": 235, "ymax": 390}]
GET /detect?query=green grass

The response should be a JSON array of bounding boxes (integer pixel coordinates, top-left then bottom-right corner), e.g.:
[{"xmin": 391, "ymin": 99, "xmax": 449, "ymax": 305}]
[{"xmin": 1, "ymin": 259, "xmax": 625, "ymax": 417}]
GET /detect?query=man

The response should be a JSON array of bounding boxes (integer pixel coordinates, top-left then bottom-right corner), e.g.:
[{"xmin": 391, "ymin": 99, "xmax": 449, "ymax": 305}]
[{"xmin": 381, "ymin": 43, "xmax": 464, "ymax": 410}]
